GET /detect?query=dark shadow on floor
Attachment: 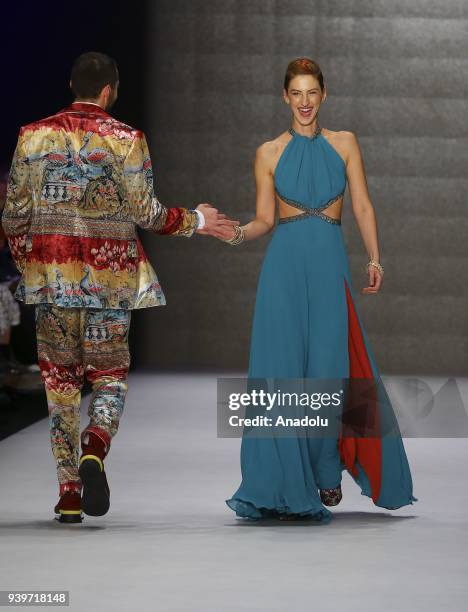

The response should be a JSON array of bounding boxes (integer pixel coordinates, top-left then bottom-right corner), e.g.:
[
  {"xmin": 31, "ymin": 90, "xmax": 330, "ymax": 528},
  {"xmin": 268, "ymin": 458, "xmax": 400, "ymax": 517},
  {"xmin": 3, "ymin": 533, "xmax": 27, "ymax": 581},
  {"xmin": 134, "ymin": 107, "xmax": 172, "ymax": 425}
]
[{"xmin": 225, "ymin": 510, "xmax": 418, "ymax": 528}]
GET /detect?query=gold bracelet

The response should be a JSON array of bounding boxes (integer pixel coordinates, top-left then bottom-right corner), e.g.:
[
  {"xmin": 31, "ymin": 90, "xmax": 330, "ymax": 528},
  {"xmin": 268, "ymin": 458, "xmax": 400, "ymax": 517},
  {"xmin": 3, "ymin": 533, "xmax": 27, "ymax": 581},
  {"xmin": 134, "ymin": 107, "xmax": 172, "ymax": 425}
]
[
  {"xmin": 365, "ymin": 260, "xmax": 384, "ymax": 275},
  {"xmin": 225, "ymin": 225, "xmax": 245, "ymax": 246}
]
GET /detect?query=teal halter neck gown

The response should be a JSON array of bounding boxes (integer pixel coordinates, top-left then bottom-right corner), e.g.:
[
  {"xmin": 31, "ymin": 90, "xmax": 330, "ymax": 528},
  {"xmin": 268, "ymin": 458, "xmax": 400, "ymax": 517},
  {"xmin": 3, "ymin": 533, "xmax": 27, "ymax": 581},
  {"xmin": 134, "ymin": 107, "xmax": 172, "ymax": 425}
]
[{"xmin": 226, "ymin": 125, "xmax": 416, "ymax": 521}]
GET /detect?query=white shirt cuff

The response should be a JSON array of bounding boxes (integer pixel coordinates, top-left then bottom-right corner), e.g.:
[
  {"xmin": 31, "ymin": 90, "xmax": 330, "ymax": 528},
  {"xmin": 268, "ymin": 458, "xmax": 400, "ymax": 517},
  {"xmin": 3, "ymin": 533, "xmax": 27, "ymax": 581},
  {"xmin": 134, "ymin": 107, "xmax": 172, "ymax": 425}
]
[{"xmin": 195, "ymin": 209, "xmax": 205, "ymax": 230}]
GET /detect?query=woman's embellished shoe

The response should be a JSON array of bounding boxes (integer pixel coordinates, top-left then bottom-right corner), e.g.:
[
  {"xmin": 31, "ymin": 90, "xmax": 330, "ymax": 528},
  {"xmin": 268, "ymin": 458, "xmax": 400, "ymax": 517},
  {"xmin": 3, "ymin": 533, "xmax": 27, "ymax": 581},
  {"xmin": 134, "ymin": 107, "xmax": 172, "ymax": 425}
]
[{"xmin": 319, "ymin": 485, "xmax": 343, "ymax": 506}]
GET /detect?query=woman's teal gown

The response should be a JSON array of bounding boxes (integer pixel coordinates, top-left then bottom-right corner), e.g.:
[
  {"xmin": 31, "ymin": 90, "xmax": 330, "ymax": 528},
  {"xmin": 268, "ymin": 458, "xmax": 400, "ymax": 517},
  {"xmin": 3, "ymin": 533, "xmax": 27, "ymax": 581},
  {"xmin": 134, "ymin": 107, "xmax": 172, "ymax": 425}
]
[{"xmin": 226, "ymin": 125, "xmax": 417, "ymax": 521}]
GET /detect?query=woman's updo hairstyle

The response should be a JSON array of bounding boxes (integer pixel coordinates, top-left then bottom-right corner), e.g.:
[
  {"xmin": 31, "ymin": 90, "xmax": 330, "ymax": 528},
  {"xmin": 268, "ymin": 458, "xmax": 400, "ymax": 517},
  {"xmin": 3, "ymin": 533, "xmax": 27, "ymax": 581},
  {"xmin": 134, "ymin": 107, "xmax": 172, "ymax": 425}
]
[{"xmin": 283, "ymin": 58, "xmax": 324, "ymax": 92}]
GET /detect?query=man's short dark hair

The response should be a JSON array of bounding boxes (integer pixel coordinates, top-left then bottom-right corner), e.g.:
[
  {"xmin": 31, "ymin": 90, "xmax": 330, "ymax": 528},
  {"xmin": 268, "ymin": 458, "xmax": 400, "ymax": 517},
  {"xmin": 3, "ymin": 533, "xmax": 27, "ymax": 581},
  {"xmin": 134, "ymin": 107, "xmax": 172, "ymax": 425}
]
[{"xmin": 70, "ymin": 52, "xmax": 119, "ymax": 99}]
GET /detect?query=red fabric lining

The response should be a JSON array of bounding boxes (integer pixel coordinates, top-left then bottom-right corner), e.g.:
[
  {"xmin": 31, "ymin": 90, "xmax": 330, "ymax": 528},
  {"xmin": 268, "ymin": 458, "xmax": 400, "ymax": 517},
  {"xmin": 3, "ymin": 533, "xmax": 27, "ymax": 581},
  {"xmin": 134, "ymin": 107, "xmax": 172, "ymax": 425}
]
[{"xmin": 338, "ymin": 279, "xmax": 382, "ymax": 502}]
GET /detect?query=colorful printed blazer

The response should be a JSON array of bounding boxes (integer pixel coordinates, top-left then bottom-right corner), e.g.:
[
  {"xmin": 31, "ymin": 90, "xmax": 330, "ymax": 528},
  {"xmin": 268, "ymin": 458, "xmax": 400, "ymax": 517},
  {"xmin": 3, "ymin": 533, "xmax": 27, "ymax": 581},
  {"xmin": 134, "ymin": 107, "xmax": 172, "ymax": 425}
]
[{"xmin": 1, "ymin": 102, "xmax": 199, "ymax": 309}]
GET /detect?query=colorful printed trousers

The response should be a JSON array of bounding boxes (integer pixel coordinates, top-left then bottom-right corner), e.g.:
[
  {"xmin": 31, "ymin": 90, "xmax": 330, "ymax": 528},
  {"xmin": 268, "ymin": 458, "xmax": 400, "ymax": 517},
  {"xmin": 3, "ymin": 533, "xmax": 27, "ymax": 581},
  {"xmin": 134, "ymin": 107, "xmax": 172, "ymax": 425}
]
[{"xmin": 35, "ymin": 304, "xmax": 131, "ymax": 485}]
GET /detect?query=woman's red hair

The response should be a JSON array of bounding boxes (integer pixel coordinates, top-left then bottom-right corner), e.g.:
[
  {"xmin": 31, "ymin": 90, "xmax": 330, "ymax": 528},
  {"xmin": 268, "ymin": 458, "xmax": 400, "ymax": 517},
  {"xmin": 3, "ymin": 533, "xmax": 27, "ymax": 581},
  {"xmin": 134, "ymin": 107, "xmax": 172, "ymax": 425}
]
[{"xmin": 284, "ymin": 58, "xmax": 324, "ymax": 91}]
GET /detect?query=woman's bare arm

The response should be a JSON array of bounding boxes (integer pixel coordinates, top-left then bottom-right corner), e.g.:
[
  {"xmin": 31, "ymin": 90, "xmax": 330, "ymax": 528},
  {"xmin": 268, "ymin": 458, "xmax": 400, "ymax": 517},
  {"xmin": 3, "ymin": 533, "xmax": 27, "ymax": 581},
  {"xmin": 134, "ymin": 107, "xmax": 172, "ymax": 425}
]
[
  {"xmin": 239, "ymin": 142, "xmax": 277, "ymax": 241},
  {"xmin": 343, "ymin": 131, "xmax": 383, "ymax": 293}
]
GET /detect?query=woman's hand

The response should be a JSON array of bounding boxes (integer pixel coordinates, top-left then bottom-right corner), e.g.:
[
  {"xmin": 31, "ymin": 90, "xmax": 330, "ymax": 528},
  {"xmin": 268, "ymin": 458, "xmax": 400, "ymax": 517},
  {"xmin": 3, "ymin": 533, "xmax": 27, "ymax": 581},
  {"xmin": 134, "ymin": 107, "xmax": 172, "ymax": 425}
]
[
  {"xmin": 195, "ymin": 203, "xmax": 239, "ymax": 240},
  {"xmin": 219, "ymin": 225, "xmax": 239, "ymax": 243},
  {"xmin": 362, "ymin": 265, "xmax": 383, "ymax": 294}
]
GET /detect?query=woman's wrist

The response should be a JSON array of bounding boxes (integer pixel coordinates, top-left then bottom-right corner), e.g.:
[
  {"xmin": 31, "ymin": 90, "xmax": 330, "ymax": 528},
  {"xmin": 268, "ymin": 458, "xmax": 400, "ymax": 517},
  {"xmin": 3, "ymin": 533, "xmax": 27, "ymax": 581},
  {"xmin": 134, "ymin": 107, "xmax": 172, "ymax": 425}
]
[
  {"xmin": 365, "ymin": 259, "xmax": 384, "ymax": 275},
  {"xmin": 224, "ymin": 224, "xmax": 245, "ymax": 245}
]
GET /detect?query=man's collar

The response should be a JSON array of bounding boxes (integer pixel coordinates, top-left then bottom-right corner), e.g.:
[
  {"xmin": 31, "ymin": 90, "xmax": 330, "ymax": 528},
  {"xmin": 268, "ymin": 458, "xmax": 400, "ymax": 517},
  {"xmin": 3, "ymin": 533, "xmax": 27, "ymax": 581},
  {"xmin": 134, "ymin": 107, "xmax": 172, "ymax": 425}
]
[{"xmin": 61, "ymin": 101, "xmax": 112, "ymax": 118}]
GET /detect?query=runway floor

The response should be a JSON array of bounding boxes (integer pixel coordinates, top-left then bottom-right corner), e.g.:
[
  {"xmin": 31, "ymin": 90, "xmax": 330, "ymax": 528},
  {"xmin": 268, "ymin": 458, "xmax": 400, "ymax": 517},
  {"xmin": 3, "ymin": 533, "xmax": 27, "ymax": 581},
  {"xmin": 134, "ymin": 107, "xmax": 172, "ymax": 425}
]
[{"xmin": 1, "ymin": 372, "xmax": 467, "ymax": 612}]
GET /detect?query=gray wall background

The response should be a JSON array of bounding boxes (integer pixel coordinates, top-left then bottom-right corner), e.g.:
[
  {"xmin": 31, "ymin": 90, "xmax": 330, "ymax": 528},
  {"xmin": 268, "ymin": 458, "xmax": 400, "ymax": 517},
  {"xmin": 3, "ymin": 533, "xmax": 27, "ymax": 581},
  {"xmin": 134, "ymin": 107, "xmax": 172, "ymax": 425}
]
[{"xmin": 133, "ymin": 0, "xmax": 468, "ymax": 375}]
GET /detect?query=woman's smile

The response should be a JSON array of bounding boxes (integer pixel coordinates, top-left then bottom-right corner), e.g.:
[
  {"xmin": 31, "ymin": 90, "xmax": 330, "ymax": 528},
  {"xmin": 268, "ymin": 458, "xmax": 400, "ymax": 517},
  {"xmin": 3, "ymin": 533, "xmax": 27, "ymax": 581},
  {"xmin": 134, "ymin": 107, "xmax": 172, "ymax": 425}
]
[{"xmin": 298, "ymin": 106, "xmax": 313, "ymax": 118}]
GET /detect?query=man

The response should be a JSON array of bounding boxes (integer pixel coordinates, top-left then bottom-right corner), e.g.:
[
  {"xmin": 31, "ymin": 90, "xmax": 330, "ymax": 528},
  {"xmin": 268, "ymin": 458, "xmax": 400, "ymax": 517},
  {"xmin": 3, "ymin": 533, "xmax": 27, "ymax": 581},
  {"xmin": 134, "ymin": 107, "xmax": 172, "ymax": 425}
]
[{"xmin": 2, "ymin": 51, "xmax": 237, "ymax": 523}]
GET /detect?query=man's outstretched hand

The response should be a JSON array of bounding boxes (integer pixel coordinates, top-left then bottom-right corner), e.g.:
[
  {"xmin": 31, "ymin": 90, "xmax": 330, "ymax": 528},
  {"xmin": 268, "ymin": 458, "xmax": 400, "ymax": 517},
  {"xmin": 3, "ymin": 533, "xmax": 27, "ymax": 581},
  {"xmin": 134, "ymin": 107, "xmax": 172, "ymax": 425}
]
[{"xmin": 196, "ymin": 203, "xmax": 239, "ymax": 240}]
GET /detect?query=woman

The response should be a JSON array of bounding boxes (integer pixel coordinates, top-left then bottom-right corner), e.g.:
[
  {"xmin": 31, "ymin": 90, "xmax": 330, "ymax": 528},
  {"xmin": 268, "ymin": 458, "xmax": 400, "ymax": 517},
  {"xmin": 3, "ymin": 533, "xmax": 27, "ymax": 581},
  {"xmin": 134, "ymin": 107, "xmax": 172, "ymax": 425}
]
[{"xmin": 224, "ymin": 58, "xmax": 417, "ymax": 521}]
